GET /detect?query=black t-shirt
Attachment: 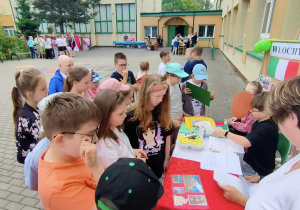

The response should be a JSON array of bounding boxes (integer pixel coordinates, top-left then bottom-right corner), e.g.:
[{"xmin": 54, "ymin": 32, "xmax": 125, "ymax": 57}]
[
  {"xmin": 111, "ymin": 71, "xmax": 136, "ymax": 85},
  {"xmin": 244, "ymin": 119, "xmax": 278, "ymax": 176},
  {"xmin": 124, "ymin": 108, "xmax": 173, "ymax": 178},
  {"xmin": 191, "ymin": 35, "xmax": 197, "ymax": 44}
]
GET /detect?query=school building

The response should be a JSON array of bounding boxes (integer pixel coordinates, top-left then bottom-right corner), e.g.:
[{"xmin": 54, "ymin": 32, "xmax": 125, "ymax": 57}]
[
  {"xmin": 140, "ymin": 11, "xmax": 222, "ymax": 48},
  {"xmin": 216, "ymin": 0, "xmax": 300, "ymax": 81}
]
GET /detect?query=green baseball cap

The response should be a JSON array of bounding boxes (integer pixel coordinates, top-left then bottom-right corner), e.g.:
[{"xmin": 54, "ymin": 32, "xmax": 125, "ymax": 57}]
[{"xmin": 166, "ymin": 63, "xmax": 189, "ymax": 78}]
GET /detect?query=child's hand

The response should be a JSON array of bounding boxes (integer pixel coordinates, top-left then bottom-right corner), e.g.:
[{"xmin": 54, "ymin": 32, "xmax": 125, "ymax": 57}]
[
  {"xmin": 80, "ymin": 137, "xmax": 98, "ymax": 169},
  {"xmin": 133, "ymin": 149, "xmax": 148, "ymax": 160},
  {"xmin": 244, "ymin": 175, "xmax": 260, "ymax": 183},
  {"xmin": 184, "ymin": 88, "xmax": 191, "ymax": 94},
  {"xmin": 121, "ymin": 69, "xmax": 128, "ymax": 78},
  {"xmin": 173, "ymin": 120, "xmax": 182, "ymax": 129},
  {"xmin": 218, "ymin": 183, "xmax": 248, "ymax": 206},
  {"xmin": 225, "ymin": 118, "xmax": 234, "ymax": 126},
  {"xmin": 163, "ymin": 159, "xmax": 169, "ymax": 175},
  {"xmin": 210, "ymin": 91, "xmax": 215, "ymax": 100},
  {"xmin": 231, "ymin": 117, "xmax": 238, "ymax": 122},
  {"xmin": 212, "ymin": 129, "xmax": 226, "ymax": 138}
]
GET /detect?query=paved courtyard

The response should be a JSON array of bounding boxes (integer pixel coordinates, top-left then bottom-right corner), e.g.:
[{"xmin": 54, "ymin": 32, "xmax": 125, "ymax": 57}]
[{"xmin": 0, "ymin": 47, "xmax": 245, "ymax": 209}]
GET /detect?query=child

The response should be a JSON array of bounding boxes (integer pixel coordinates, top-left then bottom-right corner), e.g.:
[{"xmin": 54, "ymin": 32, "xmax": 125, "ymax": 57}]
[
  {"xmin": 213, "ymin": 92, "xmax": 278, "ymax": 176},
  {"xmin": 158, "ymin": 51, "xmax": 170, "ymax": 76},
  {"xmin": 12, "ymin": 69, "xmax": 48, "ymax": 164},
  {"xmin": 136, "ymin": 60, "xmax": 149, "ymax": 89},
  {"xmin": 182, "ymin": 64, "xmax": 215, "ymax": 116},
  {"xmin": 94, "ymin": 89, "xmax": 147, "ymax": 169},
  {"xmin": 124, "ymin": 74, "xmax": 173, "ymax": 178},
  {"xmin": 120, "ymin": 88, "xmax": 134, "ymax": 107},
  {"xmin": 63, "ymin": 66, "xmax": 91, "ymax": 95},
  {"xmin": 84, "ymin": 69, "xmax": 103, "ymax": 100},
  {"xmin": 111, "ymin": 52, "xmax": 138, "ymax": 91},
  {"xmin": 181, "ymin": 48, "xmax": 193, "ymax": 82},
  {"xmin": 95, "ymin": 158, "xmax": 163, "ymax": 210},
  {"xmin": 226, "ymin": 81, "xmax": 263, "ymax": 136},
  {"xmin": 101, "ymin": 78, "xmax": 130, "ymax": 92},
  {"xmin": 48, "ymin": 55, "xmax": 74, "ymax": 95},
  {"xmin": 186, "ymin": 46, "xmax": 207, "ymax": 78},
  {"xmin": 38, "ymin": 93, "xmax": 104, "ymax": 209},
  {"xmin": 173, "ymin": 37, "xmax": 179, "ymax": 55}
]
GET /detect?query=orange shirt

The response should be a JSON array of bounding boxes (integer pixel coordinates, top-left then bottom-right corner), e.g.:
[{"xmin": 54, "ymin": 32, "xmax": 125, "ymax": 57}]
[{"xmin": 38, "ymin": 147, "xmax": 97, "ymax": 210}]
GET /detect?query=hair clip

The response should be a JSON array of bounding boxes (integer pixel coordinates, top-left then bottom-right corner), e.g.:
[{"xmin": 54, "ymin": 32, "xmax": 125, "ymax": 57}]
[{"xmin": 150, "ymin": 84, "xmax": 169, "ymax": 93}]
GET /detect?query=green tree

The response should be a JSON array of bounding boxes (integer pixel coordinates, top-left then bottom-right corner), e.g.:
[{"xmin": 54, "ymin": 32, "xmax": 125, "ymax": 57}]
[
  {"xmin": 15, "ymin": 0, "xmax": 40, "ymax": 37},
  {"xmin": 197, "ymin": 0, "xmax": 213, "ymax": 10},
  {"xmin": 32, "ymin": 0, "xmax": 100, "ymax": 34},
  {"xmin": 162, "ymin": 0, "xmax": 203, "ymax": 11}
]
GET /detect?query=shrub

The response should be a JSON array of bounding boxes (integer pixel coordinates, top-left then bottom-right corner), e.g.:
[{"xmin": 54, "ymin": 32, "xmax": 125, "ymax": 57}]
[{"xmin": 0, "ymin": 36, "xmax": 29, "ymax": 59}]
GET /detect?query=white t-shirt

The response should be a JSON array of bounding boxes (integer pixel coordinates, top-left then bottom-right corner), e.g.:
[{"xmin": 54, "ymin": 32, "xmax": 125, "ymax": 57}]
[
  {"xmin": 158, "ymin": 62, "xmax": 166, "ymax": 76},
  {"xmin": 187, "ymin": 79, "xmax": 203, "ymax": 116},
  {"xmin": 44, "ymin": 38, "xmax": 52, "ymax": 49},
  {"xmin": 62, "ymin": 38, "xmax": 67, "ymax": 47},
  {"xmin": 169, "ymin": 84, "xmax": 183, "ymax": 119},
  {"xmin": 56, "ymin": 38, "xmax": 63, "ymax": 47},
  {"xmin": 96, "ymin": 128, "xmax": 135, "ymax": 169},
  {"xmin": 246, "ymin": 154, "xmax": 300, "ymax": 210}
]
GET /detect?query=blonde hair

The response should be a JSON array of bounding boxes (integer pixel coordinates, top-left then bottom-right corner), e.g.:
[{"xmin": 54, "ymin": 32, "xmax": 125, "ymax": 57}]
[
  {"xmin": 248, "ymin": 81, "xmax": 263, "ymax": 95},
  {"xmin": 266, "ymin": 76, "xmax": 300, "ymax": 128},
  {"xmin": 139, "ymin": 60, "xmax": 149, "ymax": 71},
  {"xmin": 130, "ymin": 74, "xmax": 171, "ymax": 131},
  {"xmin": 63, "ymin": 66, "xmax": 89, "ymax": 92},
  {"xmin": 11, "ymin": 69, "xmax": 43, "ymax": 137}
]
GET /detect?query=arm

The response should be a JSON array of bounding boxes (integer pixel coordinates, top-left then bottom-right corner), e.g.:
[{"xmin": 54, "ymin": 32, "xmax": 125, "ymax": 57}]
[
  {"xmin": 128, "ymin": 83, "xmax": 138, "ymax": 92},
  {"xmin": 163, "ymin": 135, "xmax": 171, "ymax": 174},
  {"xmin": 232, "ymin": 114, "xmax": 255, "ymax": 133},
  {"xmin": 218, "ymin": 183, "xmax": 249, "ymax": 206},
  {"xmin": 213, "ymin": 129, "xmax": 251, "ymax": 148}
]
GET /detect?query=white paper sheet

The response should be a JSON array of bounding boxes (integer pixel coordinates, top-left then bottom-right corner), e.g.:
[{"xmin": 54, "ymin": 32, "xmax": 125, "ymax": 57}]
[
  {"xmin": 200, "ymin": 152, "xmax": 243, "ymax": 175},
  {"xmin": 209, "ymin": 136, "xmax": 245, "ymax": 154}
]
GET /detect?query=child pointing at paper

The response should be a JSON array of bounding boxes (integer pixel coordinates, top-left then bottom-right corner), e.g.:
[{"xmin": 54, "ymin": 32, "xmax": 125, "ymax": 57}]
[{"xmin": 182, "ymin": 64, "xmax": 215, "ymax": 116}]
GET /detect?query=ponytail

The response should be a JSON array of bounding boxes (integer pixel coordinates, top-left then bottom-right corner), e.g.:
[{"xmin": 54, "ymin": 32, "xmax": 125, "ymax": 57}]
[
  {"xmin": 12, "ymin": 72, "xmax": 23, "ymax": 137},
  {"xmin": 63, "ymin": 76, "xmax": 73, "ymax": 92}
]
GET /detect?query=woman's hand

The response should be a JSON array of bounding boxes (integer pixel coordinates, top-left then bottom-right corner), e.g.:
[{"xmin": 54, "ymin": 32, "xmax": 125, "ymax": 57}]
[{"xmin": 218, "ymin": 183, "xmax": 248, "ymax": 206}]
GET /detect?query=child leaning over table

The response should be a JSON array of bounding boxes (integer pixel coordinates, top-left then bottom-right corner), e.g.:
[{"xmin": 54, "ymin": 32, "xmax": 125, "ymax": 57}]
[
  {"xmin": 213, "ymin": 92, "xmax": 278, "ymax": 177},
  {"xmin": 182, "ymin": 64, "xmax": 215, "ymax": 116}
]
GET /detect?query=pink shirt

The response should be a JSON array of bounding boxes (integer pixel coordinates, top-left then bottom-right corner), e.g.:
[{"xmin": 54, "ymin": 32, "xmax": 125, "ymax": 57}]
[
  {"xmin": 232, "ymin": 113, "xmax": 255, "ymax": 133},
  {"xmin": 84, "ymin": 87, "xmax": 101, "ymax": 100}
]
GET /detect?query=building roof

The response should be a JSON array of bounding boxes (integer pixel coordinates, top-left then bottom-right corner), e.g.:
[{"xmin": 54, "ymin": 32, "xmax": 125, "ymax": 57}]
[
  {"xmin": 141, "ymin": 10, "xmax": 222, "ymax": 17},
  {"xmin": 0, "ymin": 15, "xmax": 14, "ymax": 27}
]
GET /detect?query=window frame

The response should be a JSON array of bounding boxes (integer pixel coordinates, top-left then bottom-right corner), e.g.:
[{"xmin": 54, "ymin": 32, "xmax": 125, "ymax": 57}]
[
  {"xmin": 197, "ymin": 25, "xmax": 215, "ymax": 38},
  {"xmin": 144, "ymin": 26, "xmax": 157, "ymax": 38},
  {"xmin": 115, "ymin": 3, "xmax": 136, "ymax": 34},
  {"xmin": 242, "ymin": 1, "xmax": 250, "ymax": 46},
  {"xmin": 4, "ymin": 27, "xmax": 15, "ymax": 37},
  {"xmin": 94, "ymin": 4, "xmax": 113, "ymax": 34},
  {"xmin": 55, "ymin": 23, "xmax": 71, "ymax": 34},
  {"xmin": 74, "ymin": 22, "xmax": 91, "ymax": 34},
  {"xmin": 260, "ymin": 0, "xmax": 276, "ymax": 40},
  {"xmin": 39, "ymin": 22, "xmax": 50, "ymax": 34}
]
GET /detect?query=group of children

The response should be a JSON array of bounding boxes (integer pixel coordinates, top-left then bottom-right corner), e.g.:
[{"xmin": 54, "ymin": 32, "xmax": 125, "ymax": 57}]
[{"xmin": 12, "ymin": 46, "xmax": 282, "ymax": 209}]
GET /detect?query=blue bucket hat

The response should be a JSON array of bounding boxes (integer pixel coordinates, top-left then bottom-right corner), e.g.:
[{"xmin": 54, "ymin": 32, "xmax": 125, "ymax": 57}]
[
  {"xmin": 89, "ymin": 68, "xmax": 103, "ymax": 82},
  {"xmin": 193, "ymin": 64, "xmax": 208, "ymax": 80},
  {"xmin": 166, "ymin": 63, "xmax": 189, "ymax": 78}
]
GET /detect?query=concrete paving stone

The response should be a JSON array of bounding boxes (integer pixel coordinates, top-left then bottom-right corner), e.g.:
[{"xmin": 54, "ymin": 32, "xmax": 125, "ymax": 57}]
[
  {"xmin": 1, "ymin": 159, "xmax": 14, "ymax": 165},
  {"xmin": 0, "ymin": 198, "xmax": 10, "ymax": 208},
  {"xmin": 0, "ymin": 183, "xmax": 11, "ymax": 190},
  {"xmin": 0, "ymin": 164, "xmax": 14, "ymax": 170},
  {"xmin": 20, "ymin": 189, "xmax": 38, "ymax": 198},
  {"xmin": 0, "ymin": 189, "xmax": 11, "ymax": 199},
  {"xmin": 7, "ymin": 185, "xmax": 24, "ymax": 194},
  {"xmin": 2, "ymin": 154, "xmax": 14, "ymax": 160},
  {"xmin": 20, "ymin": 197, "xmax": 39, "ymax": 207},
  {"xmin": 22, "ymin": 206, "xmax": 40, "ymax": 210},
  {"xmin": 9, "ymin": 178, "xmax": 25, "ymax": 187},
  {"xmin": 11, "ymin": 172, "xmax": 24, "ymax": 179},
  {"xmin": 6, "ymin": 193, "xmax": 25, "ymax": 203},
  {"xmin": 0, "ymin": 175, "xmax": 13, "ymax": 183},
  {"xmin": 34, "ymin": 202, "xmax": 43, "ymax": 209},
  {"xmin": 4, "ymin": 202, "xmax": 24, "ymax": 210},
  {"xmin": 10, "ymin": 166, "xmax": 24, "ymax": 173},
  {"xmin": 3, "ymin": 149, "xmax": 15, "ymax": 155}
]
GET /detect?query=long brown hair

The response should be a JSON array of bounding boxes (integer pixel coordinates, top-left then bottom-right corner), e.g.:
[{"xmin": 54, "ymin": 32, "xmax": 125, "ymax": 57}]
[
  {"xmin": 131, "ymin": 74, "xmax": 171, "ymax": 132},
  {"xmin": 63, "ymin": 66, "xmax": 89, "ymax": 92},
  {"xmin": 94, "ymin": 89, "xmax": 125, "ymax": 143},
  {"xmin": 11, "ymin": 69, "xmax": 43, "ymax": 136}
]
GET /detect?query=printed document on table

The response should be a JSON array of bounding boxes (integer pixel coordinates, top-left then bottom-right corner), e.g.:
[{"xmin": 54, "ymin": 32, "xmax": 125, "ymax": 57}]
[
  {"xmin": 200, "ymin": 152, "xmax": 242, "ymax": 175},
  {"xmin": 209, "ymin": 136, "xmax": 245, "ymax": 153}
]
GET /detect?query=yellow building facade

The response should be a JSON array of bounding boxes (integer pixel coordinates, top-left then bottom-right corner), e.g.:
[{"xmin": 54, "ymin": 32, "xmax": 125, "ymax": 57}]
[
  {"xmin": 0, "ymin": 0, "xmax": 16, "ymax": 36},
  {"xmin": 140, "ymin": 11, "xmax": 222, "ymax": 48},
  {"xmin": 218, "ymin": 0, "xmax": 300, "ymax": 81}
]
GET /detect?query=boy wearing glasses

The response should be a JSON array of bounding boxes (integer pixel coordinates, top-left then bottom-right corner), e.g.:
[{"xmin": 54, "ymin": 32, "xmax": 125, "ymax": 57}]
[
  {"xmin": 213, "ymin": 92, "xmax": 278, "ymax": 177},
  {"xmin": 111, "ymin": 52, "xmax": 138, "ymax": 91},
  {"xmin": 38, "ymin": 93, "xmax": 104, "ymax": 210}
]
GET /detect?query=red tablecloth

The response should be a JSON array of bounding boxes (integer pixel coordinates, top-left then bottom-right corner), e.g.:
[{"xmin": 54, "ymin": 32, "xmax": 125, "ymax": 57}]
[{"xmin": 155, "ymin": 157, "xmax": 244, "ymax": 210}]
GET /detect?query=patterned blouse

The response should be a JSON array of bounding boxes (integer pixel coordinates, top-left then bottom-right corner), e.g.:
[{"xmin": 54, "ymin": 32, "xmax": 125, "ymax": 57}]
[{"xmin": 16, "ymin": 103, "xmax": 42, "ymax": 164}]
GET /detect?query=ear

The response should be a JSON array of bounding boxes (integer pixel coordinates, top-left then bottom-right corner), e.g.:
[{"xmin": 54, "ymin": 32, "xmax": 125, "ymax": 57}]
[
  {"xmin": 26, "ymin": 91, "xmax": 33, "ymax": 99},
  {"xmin": 73, "ymin": 80, "xmax": 78, "ymax": 86},
  {"xmin": 54, "ymin": 134, "xmax": 65, "ymax": 147},
  {"xmin": 114, "ymin": 62, "xmax": 117, "ymax": 67},
  {"xmin": 290, "ymin": 112, "xmax": 299, "ymax": 128}
]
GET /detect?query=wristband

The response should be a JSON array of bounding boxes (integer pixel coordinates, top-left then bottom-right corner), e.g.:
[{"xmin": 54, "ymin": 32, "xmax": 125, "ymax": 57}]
[{"xmin": 224, "ymin": 131, "xmax": 229, "ymax": 138}]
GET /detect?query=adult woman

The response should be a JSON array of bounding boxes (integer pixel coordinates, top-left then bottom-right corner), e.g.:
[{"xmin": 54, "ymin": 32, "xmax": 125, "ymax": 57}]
[
  {"xmin": 218, "ymin": 76, "xmax": 300, "ymax": 209},
  {"xmin": 191, "ymin": 32, "xmax": 198, "ymax": 47},
  {"xmin": 27, "ymin": 36, "xmax": 35, "ymax": 59}
]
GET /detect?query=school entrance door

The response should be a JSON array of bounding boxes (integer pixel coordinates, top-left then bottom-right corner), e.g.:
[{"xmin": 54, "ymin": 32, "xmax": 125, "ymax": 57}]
[{"xmin": 167, "ymin": 25, "xmax": 188, "ymax": 47}]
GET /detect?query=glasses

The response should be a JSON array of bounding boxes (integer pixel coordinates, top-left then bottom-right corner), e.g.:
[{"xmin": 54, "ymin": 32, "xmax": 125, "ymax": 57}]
[
  {"xmin": 250, "ymin": 109, "xmax": 260, "ymax": 113},
  {"xmin": 53, "ymin": 124, "xmax": 100, "ymax": 143},
  {"xmin": 116, "ymin": 63, "xmax": 129, "ymax": 67}
]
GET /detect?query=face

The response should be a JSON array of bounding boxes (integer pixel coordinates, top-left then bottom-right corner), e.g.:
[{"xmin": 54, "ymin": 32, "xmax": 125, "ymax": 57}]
[
  {"xmin": 109, "ymin": 102, "xmax": 127, "ymax": 128},
  {"xmin": 89, "ymin": 80, "xmax": 100, "ymax": 91},
  {"xmin": 278, "ymin": 113, "xmax": 300, "ymax": 148},
  {"xmin": 191, "ymin": 75, "xmax": 203, "ymax": 85},
  {"xmin": 142, "ymin": 128, "xmax": 156, "ymax": 144},
  {"xmin": 124, "ymin": 91, "xmax": 134, "ymax": 106},
  {"xmin": 169, "ymin": 75, "xmax": 181, "ymax": 85},
  {"xmin": 245, "ymin": 84, "xmax": 256, "ymax": 95},
  {"xmin": 61, "ymin": 121, "xmax": 98, "ymax": 158},
  {"xmin": 60, "ymin": 60, "xmax": 74, "ymax": 75},
  {"xmin": 74, "ymin": 74, "xmax": 91, "ymax": 93},
  {"xmin": 114, "ymin": 59, "xmax": 127, "ymax": 72},
  {"xmin": 185, "ymin": 51, "xmax": 192, "ymax": 60},
  {"xmin": 31, "ymin": 76, "xmax": 48, "ymax": 103},
  {"xmin": 149, "ymin": 88, "xmax": 167, "ymax": 108},
  {"xmin": 163, "ymin": 54, "xmax": 170, "ymax": 62}
]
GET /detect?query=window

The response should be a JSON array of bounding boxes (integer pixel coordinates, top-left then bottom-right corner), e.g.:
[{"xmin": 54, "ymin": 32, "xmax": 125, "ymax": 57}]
[
  {"xmin": 198, "ymin": 25, "xmax": 215, "ymax": 38},
  {"xmin": 55, "ymin": 23, "xmax": 71, "ymax": 34},
  {"xmin": 260, "ymin": 0, "xmax": 275, "ymax": 40},
  {"xmin": 39, "ymin": 22, "xmax": 49, "ymax": 34},
  {"xmin": 75, "ymin": 22, "xmax": 91, "ymax": 34},
  {"xmin": 116, "ymin": 4, "xmax": 135, "ymax": 33},
  {"xmin": 242, "ymin": 2, "xmax": 250, "ymax": 46},
  {"xmin": 94, "ymin": 4, "xmax": 112, "ymax": 33},
  {"xmin": 15, "ymin": 7, "xmax": 21, "ymax": 18},
  {"xmin": 144, "ymin": 27, "xmax": 157, "ymax": 38},
  {"xmin": 4, "ymin": 27, "xmax": 15, "ymax": 37}
]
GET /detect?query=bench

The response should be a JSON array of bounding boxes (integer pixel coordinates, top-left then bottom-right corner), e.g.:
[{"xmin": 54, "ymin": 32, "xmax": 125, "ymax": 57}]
[
  {"xmin": 112, "ymin": 41, "xmax": 147, "ymax": 48},
  {"xmin": 11, "ymin": 51, "xmax": 37, "ymax": 60}
]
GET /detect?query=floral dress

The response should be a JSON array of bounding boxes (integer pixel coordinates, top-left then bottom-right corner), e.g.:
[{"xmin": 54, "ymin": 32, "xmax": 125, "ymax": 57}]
[{"xmin": 16, "ymin": 103, "xmax": 42, "ymax": 164}]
